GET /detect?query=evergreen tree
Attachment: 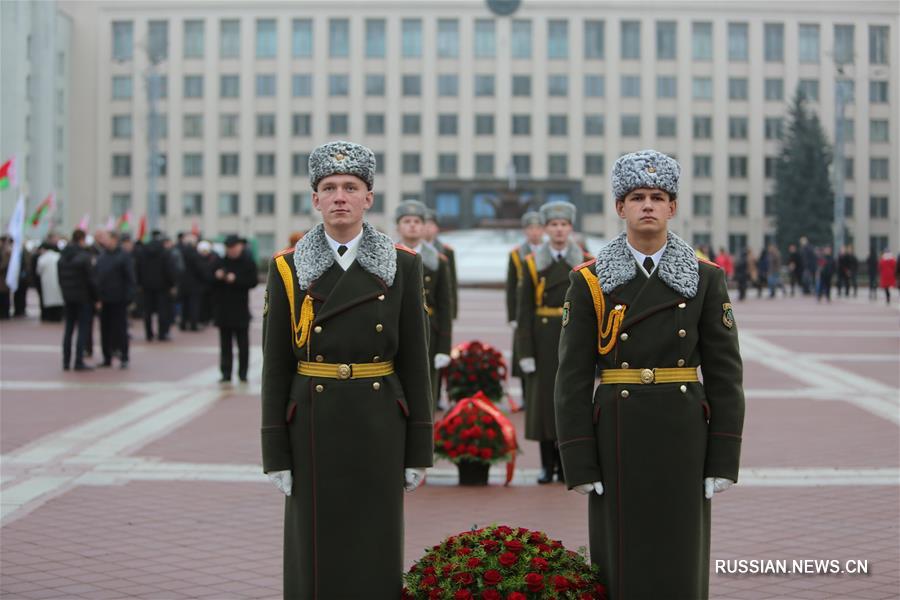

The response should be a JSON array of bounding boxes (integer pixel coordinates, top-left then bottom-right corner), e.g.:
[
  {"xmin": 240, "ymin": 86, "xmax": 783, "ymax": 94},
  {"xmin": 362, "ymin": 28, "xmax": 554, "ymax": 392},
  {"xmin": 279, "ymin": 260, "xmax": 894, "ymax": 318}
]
[{"xmin": 773, "ymin": 91, "xmax": 834, "ymax": 250}]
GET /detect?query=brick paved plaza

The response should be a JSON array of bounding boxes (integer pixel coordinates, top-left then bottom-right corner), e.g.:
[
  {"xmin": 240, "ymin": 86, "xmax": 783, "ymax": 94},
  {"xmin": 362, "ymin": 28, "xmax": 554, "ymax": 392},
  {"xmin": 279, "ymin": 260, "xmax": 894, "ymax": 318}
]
[{"xmin": 1, "ymin": 288, "xmax": 898, "ymax": 599}]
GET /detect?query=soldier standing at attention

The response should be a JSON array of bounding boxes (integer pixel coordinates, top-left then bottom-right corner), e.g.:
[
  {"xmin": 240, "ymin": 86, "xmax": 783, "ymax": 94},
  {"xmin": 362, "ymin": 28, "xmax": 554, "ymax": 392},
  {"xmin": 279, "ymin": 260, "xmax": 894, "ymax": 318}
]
[
  {"xmin": 555, "ymin": 150, "xmax": 745, "ymax": 599},
  {"xmin": 396, "ymin": 200, "xmax": 453, "ymax": 411},
  {"xmin": 424, "ymin": 211, "xmax": 458, "ymax": 320},
  {"xmin": 517, "ymin": 201, "xmax": 592, "ymax": 484},
  {"xmin": 260, "ymin": 141, "xmax": 433, "ymax": 599},
  {"xmin": 505, "ymin": 211, "xmax": 544, "ymax": 410}
]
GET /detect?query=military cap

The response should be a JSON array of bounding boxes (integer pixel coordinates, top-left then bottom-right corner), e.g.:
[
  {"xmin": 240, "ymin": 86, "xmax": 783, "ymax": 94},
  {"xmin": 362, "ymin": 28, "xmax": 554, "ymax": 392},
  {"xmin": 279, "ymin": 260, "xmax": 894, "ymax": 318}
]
[
  {"xmin": 520, "ymin": 211, "xmax": 542, "ymax": 227},
  {"xmin": 308, "ymin": 140, "xmax": 376, "ymax": 191},
  {"xmin": 539, "ymin": 201, "xmax": 576, "ymax": 225},
  {"xmin": 611, "ymin": 149, "xmax": 680, "ymax": 200},
  {"xmin": 424, "ymin": 208, "xmax": 438, "ymax": 223},
  {"xmin": 395, "ymin": 199, "xmax": 429, "ymax": 223}
]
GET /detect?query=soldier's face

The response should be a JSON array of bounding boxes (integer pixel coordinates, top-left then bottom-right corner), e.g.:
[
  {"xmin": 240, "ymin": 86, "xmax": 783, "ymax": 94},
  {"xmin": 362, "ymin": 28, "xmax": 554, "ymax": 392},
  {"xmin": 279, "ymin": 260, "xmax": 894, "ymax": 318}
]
[
  {"xmin": 313, "ymin": 175, "xmax": 373, "ymax": 230},
  {"xmin": 616, "ymin": 188, "xmax": 676, "ymax": 235},
  {"xmin": 524, "ymin": 224, "xmax": 544, "ymax": 245},
  {"xmin": 397, "ymin": 216, "xmax": 424, "ymax": 245},
  {"xmin": 545, "ymin": 219, "xmax": 572, "ymax": 245}
]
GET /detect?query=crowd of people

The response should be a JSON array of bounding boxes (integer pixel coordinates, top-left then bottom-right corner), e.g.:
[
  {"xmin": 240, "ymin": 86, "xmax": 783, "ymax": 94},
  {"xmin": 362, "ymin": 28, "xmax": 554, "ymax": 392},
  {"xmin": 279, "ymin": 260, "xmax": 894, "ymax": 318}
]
[{"xmin": 0, "ymin": 229, "xmax": 258, "ymax": 380}]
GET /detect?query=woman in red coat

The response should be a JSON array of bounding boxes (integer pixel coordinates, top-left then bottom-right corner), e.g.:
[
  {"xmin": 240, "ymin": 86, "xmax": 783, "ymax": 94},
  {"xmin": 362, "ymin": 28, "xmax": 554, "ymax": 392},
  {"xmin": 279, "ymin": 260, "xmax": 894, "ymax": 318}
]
[{"xmin": 878, "ymin": 251, "xmax": 897, "ymax": 304}]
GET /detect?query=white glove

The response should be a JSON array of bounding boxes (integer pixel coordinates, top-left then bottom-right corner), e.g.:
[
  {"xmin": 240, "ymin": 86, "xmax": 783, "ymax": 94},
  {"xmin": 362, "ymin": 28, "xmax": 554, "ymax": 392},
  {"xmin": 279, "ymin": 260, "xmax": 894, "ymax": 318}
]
[
  {"xmin": 573, "ymin": 481, "xmax": 604, "ymax": 496},
  {"xmin": 704, "ymin": 477, "xmax": 733, "ymax": 499},
  {"xmin": 519, "ymin": 358, "xmax": 536, "ymax": 373},
  {"xmin": 434, "ymin": 353, "xmax": 451, "ymax": 369},
  {"xmin": 267, "ymin": 470, "xmax": 292, "ymax": 496},
  {"xmin": 509, "ymin": 320, "xmax": 517, "ymax": 329},
  {"xmin": 405, "ymin": 468, "xmax": 426, "ymax": 492}
]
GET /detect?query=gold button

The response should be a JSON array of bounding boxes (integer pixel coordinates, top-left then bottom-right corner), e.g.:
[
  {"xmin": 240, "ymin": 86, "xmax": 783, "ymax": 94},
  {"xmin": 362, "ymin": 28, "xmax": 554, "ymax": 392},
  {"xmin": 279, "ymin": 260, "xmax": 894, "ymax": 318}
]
[
  {"xmin": 676, "ymin": 359, "xmax": 685, "ymax": 367},
  {"xmin": 678, "ymin": 302, "xmax": 687, "ymax": 309},
  {"xmin": 377, "ymin": 294, "xmax": 385, "ymax": 301},
  {"xmin": 314, "ymin": 325, "xmax": 322, "ymax": 334},
  {"xmin": 315, "ymin": 384, "xmax": 324, "ymax": 393},
  {"xmin": 541, "ymin": 317, "xmax": 548, "ymax": 324},
  {"xmin": 375, "ymin": 324, "xmax": 383, "ymax": 332},
  {"xmin": 620, "ymin": 390, "xmax": 630, "ymax": 399},
  {"xmin": 614, "ymin": 304, "xmax": 623, "ymax": 310},
  {"xmin": 621, "ymin": 362, "xmax": 629, "ymax": 369},
  {"xmin": 315, "ymin": 355, "xmax": 324, "ymax": 362},
  {"xmin": 372, "ymin": 382, "xmax": 381, "ymax": 391},
  {"xmin": 639, "ymin": 368, "xmax": 654, "ymax": 384},
  {"xmin": 647, "ymin": 165, "xmax": 656, "ymax": 173},
  {"xmin": 337, "ymin": 364, "xmax": 351, "ymax": 380},
  {"xmin": 680, "ymin": 385, "xmax": 687, "ymax": 393},
  {"xmin": 678, "ymin": 329, "xmax": 686, "ymax": 338},
  {"xmin": 373, "ymin": 356, "xmax": 380, "ymax": 362},
  {"xmin": 620, "ymin": 333, "xmax": 629, "ymax": 341},
  {"xmin": 425, "ymin": 275, "xmax": 431, "ymax": 282}
]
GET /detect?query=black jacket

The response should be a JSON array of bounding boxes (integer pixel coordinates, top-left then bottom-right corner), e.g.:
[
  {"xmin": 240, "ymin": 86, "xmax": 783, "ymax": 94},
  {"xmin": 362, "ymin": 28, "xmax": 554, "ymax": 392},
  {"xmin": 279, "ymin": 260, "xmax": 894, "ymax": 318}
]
[
  {"xmin": 58, "ymin": 244, "xmax": 96, "ymax": 304},
  {"xmin": 178, "ymin": 245, "xmax": 209, "ymax": 295},
  {"xmin": 94, "ymin": 247, "xmax": 136, "ymax": 304},
  {"xmin": 136, "ymin": 240, "xmax": 176, "ymax": 291},
  {"xmin": 211, "ymin": 251, "xmax": 258, "ymax": 328}
]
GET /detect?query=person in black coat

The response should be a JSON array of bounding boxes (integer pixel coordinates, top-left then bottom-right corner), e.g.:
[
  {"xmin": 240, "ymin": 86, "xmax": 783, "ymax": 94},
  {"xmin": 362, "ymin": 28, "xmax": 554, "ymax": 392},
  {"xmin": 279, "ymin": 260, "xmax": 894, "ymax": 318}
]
[
  {"xmin": 137, "ymin": 231, "xmax": 176, "ymax": 341},
  {"xmin": 94, "ymin": 231, "xmax": 136, "ymax": 368},
  {"xmin": 211, "ymin": 235, "xmax": 258, "ymax": 383},
  {"xmin": 58, "ymin": 229, "xmax": 97, "ymax": 370},
  {"xmin": 177, "ymin": 235, "xmax": 207, "ymax": 332}
]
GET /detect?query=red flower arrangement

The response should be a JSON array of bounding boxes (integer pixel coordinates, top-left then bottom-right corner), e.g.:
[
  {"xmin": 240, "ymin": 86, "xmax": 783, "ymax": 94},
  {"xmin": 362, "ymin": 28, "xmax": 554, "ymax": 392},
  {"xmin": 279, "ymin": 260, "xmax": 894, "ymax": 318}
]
[
  {"xmin": 402, "ymin": 525, "xmax": 606, "ymax": 600},
  {"xmin": 435, "ymin": 392, "xmax": 517, "ymax": 467},
  {"xmin": 447, "ymin": 341, "xmax": 507, "ymax": 403}
]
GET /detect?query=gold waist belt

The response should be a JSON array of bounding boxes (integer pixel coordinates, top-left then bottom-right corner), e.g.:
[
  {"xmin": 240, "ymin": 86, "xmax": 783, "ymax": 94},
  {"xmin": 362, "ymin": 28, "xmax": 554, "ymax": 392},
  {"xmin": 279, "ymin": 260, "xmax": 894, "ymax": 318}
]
[
  {"xmin": 536, "ymin": 306, "xmax": 564, "ymax": 317},
  {"xmin": 600, "ymin": 367, "xmax": 699, "ymax": 385},
  {"xmin": 297, "ymin": 360, "xmax": 395, "ymax": 380}
]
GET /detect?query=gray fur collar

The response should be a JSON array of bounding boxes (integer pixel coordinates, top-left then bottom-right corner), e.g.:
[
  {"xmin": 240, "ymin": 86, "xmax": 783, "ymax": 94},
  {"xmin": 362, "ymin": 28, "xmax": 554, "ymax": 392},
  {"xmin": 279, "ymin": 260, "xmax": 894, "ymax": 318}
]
[
  {"xmin": 293, "ymin": 222, "xmax": 397, "ymax": 289},
  {"xmin": 534, "ymin": 240, "xmax": 585, "ymax": 272},
  {"xmin": 595, "ymin": 231, "xmax": 699, "ymax": 297},
  {"xmin": 420, "ymin": 242, "xmax": 440, "ymax": 272}
]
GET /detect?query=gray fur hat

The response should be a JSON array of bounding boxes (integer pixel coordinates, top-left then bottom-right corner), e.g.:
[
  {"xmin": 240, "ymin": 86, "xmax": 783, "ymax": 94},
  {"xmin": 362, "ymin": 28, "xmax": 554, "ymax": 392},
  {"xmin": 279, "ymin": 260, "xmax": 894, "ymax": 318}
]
[
  {"xmin": 308, "ymin": 140, "xmax": 376, "ymax": 191},
  {"xmin": 611, "ymin": 149, "xmax": 680, "ymax": 200},
  {"xmin": 395, "ymin": 199, "xmax": 429, "ymax": 223},
  {"xmin": 539, "ymin": 201, "xmax": 576, "ymax": 225},
  {"xmin": 521, "ymin": 211, "xmax": 542, "ymax": 227}
]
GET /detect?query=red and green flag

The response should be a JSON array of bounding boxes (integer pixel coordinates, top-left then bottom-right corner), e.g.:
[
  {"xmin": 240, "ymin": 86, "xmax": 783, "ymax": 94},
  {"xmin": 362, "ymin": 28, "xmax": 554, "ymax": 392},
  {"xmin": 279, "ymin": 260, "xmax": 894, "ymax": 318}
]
[
  {"xmin": 0, "ymin": 157, "xmax": 17, "ymax": 190},
  {"xmin": 29, "ymin": 193, "xmax": 54, "ymax": 227},
  {"xmin": 136, "ymin": 214, "xmax": 147, "ymax": 241},
  {"xmin": 115, "ymin": 210, "xmax": 132, "ymax": 232}
]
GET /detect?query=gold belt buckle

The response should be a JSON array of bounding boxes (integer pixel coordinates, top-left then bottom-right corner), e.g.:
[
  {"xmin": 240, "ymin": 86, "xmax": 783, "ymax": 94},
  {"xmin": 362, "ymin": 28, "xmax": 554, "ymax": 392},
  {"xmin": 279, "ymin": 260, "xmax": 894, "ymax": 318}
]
[
  {"xmin": 640, "ymin": 368, "xmax": 655, "ymax": 384},
  {"xmin": 337, "ymin": 364, "xmax": 352, "ymax": 380}
]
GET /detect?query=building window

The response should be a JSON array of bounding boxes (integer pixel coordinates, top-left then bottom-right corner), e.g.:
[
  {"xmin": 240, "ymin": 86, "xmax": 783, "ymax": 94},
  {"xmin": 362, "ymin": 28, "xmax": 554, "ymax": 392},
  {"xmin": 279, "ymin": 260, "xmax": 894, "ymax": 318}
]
[
  {"xmin": 656, "ymin": 76, "xmax": 676, "ymax": 98},
  {"xmin": 365, "ymin": 113, "xmax": 385, "ymax": 135},
  {"xmin": 512, "ymin": 75, "xmax": 531, "ymax": 96},
  {"xmin": 512, "ymin": 154, "xmax": 531, "ymax": 176},
  {"xmin": 256, "ymin": 193, "xmax": 275, "ymax": 215},
  {"xmin": 764, "ymin": 194, "xmax": 777, "ymax": 216},
  {"xmin": 474, "ymin": 74, "xmax": 495, "ymax": 96},
  {"xmin": 548, "ymin": 74, "xmax": 568, "ymax": 96},
  {"xmin": 764, "ymin": 78, "xmax": 784, "ymax": 101},
  {"xmin": 370, "ymin": 193, "xmax": 385, "ymax": 213},
  {"xmin": 154, "ymin": 193, "xmax": 167, "ymax": 216},
  {"xmin": 621, "ymin": 115, "xmax": 640, "ymax": 137},
  {"xmin": 220, "ymin": 114, "xmax": 238, "ymax": 137},
  {"xmin": 512, "ymin": 114, "xmax": 531, "ymax": 135},
  {"xmin": 871, "ymin": 119, "xmax": 889, "ymax": 142},
  {"xmin": 218, "ymin": 193, "xmax": 239, "ymax": 216},
  {"xmin": 585, "ymin": 20, "xmax": 604, "ymax": 59},
  {"xmin": 328, "ymin": 18, "xmax": 349, "ymax": 58},
  {"xmin": 728, "ymin": 194, "xmax": 747, "ymax": 216},
  {"xmin": 548, "ymin": 20, "xmax": 568, "ymax": 59},
  {"xmin": 584, "ymin": 193, "xmax": 605, "ymax": 213},
  {"xmin": 765, "ymin": 117, "xmax": 784, "ymax": 140},
  {"xmin": 689, "ymin": 194, "xmax": 711, "ymax": 217},
  {"xmin": 438, "ymin": 74, "xmax": 458, "ymax": 97},
  {"xmin": 184, "ymin": 75, "xmax": 203, "ymax": 98},
  {"xmin": 256, "ymin": 19, "xmax": 276, "ymax": 58},
  {"xmin": 366, "ymin": 74, "xmax": 385, "ymax": 96},
  {"xmin": 291, "ymin": 19, "xmax": 313, "ymax": 57},
  {"xmin": 728, "ymin": 22, "xmax": 748, "ymax": 61},
  {"xmin": 256, "ymin": 74, "xmax": 276, "ymax": 97},
  {"xmin": 111, "ymin": 194, "xmax": 131, "ymax": 216},
  {"xmin": 764, "ymin": 23, "xmax": 784, "ymax": 62},
  {"xmin": 512, "ymin": 19, "xmax": 531, "ymax": 58},
  {"xmin": 112, "ymin": 115, "xmax": 132, "ymax": 138},
  {"xmin": 475, "ymin": 114, "xmax": 494, "ymax": 135},
  {"xmin": 834, "ymin": 24, "xmax": 854, "ymax": 64},
  {"xmin": 585, "ymin": 75, "xmax": 605, "ymax": 97},
  {"xmin": 621, "ymin": 75, "xmax": 641, "ymax": 98},
  {"xmin": 220, "ymin": 153, "xmax": 239, "ymax": 176},
  {"xmin": 548, "ymin": 154, "xmax": 568, "ymax": 176},
  {"xmin": 438, "ymin": 114, "xmax": 458, "ymax": 136},
  {"xmin": 585, "ymin": 114, "xmax": 605, "ymax": 136},
  {"xmin": 693, "ymin": 155, "xmax": 712, "ymax": 177},
  {"xmin": 548, "ymin": 114, "xmax": 568, "ymax": 136},
  {"xmin": 657, "ymin": 116, "xmax": 677, "ymax": 137},
  {"xmin": 112, "ymin": 21, "xmax": 133, "ymax": 61},
  {"xmin": 372, "ymin": 153, "xmax": 384, "ymax": 175},
  {"xmin": 183, "ymin": 114, "xmax": 203, "ymax": 137},
  {"xmin": 112, "ymin": 75, "xmax": 132, "ymax": 100},
  {"xmin": 184, "ymin": 20, "xmax": 204, "ymax": 59},
  {"xmin": 585, "ymin": 154, "xmax": 604, "ymax": 175},
  {"xmin": 798, "ymin": 79, "xmax": 819, "ymax": 101},
  {"xmin": 474, "ymin": 154, "xmax": 494, "ymax": 176},
  {"xmin": 292, "ymin": 153, "xmax": 310, "ymax": 176},
  {"xmin": 843, "ymin": 157, "xmax": 854, "ymax": 180},
  {"xmin": 256, "ymin": 153, "xmax": 275, "ymax": 176},
  {"xmin": 366, "ymin": 19, "xmax": 386, "ymax": 58},
  {"xmin": 150, "ymin": 75, "xmax": 167, "ymax": 99},
  {"xmin": 764, "ymin": 156, "xmax": 777, "ymax": 178},
  {"xmin": 183, "ymin": 153, "xmax": 203, "ymax": 177},
  {"xmin": 869, "ymin": 196, "xmax": 889, "ymax": 218},
  {"xmin": 148, "ymin": 20, "xmax": 168, "ymax": 62},
  {"xmin": 728, "ymin": 78, "xmax": 748, "ymax": 100},
  {"xmin": 329, "ymin": 114, "xmax": 348, "ymax": 135},
  {"xmin": 402, "ymin": 153, "xmax": 420, "ymax": 174},
  {"xmin": 438, "ymin": 153, "xmax": 458, "ymax": 176},
  {"xmin": 402, "ymin": 19, "xmax": 422, "ymax": 58},
  {"xmin": 621, "ymin": 20, "xmax": 640, "ymax": 59},
  {"xmin": 693, "ymin": 116, "xmax": 712, "ymax": 139},
  {"xmin": 220, "ymin": 19, "xmax": 240, "ymax": 58},
  {"xmin": 870, "ymin": 158, "xmax": 889, "ymax": 180},
  {"xmin": 843, "ymin": 196, "xmax": 854, "ymax": 218},
  {"xmin": 152, "ymin": 153, "xmax": 167, "ymax": 177},
  {"xmin": 329, "ymin": 74, "xmax": 349, "ymax": 96},
  {"xmin": 728, "ymin": 156, "xmax": 748, "ymax": 178},
  {"xmin": 220, "ymin": 74, "xmax": 239, "ymax": 98},
  {"xmin": 845, "ymin": 118, "xmax": 855, "ymax": 139},
  {"xmin": 438, "ymin": 19, "xmax": 459, "ymax": 58},
  {"xmin": 798, "ymin": 24, "xmax": 819, "ymax": 63},
  {"xmin": 183, "ymin": 192, "xmax": 203, "ymax": 215},
  {"xmin": 402, "ymin": 113, "xmax": 420, "ymax": 135},
  {"xmin": 292, "ymin": 74, "xmax": 312, "ymax": 97},
  {"xmin": 475, "ymin": 19, "xmax": 496, "ymax": 58},
  {"xmin": 869, "ymin": 25, "xmax": 889, "ymax": 64},
  {"xmin": 256, "ymin": 114, "xmax": 275, "ymax": 136},
  {"xmin": 112, "ymin": 154, "xmax": 131, "ymax": 177},
  {"xmin": 402, "ymin": 74, "xmax": 421, "ymax": 96},
  {"xmin": 292, "ymin": 192, "xmax": 311, "ymax": 215},
  {"xmin": 692, "ymin": 77, "xmax": 712, "ymax": 100},
  {"xmin": 869, "ymin": 80, "xmax": 888, "ymax": 103},
  {"xmin": 692, "ymin": 22, "xmax": 712, "ymax": 60},
  {"xmin": 727, "ymin": 234, "xmax": 746, "ymax": 254},
  {"xmin": 656, "ymin": 21, "xmax": 676, "ymax": 59},
  {"xmin": 728, "ymin": 117, "xmax": 748, "ymax": 139}
]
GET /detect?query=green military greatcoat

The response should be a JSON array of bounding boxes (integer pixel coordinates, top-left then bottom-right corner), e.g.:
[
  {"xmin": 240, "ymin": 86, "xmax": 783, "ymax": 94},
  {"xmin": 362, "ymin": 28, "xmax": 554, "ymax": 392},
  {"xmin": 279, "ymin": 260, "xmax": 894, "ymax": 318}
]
[
  {"xmin": 420, "ymin": 243, "xmax": 452, "ymax": 408},
  {"xmin": 433, "ymin": 238, "xmax": 458, "ymax": 320},
  {"xmin": 517, "ymin": 241, "xmax": 592, "ymax": 440},
  {"xmin": 505, "ymin": 244, "xmax": 531, "ymax": 383},
  {"xmin": 261, "ymin": 223, "xmax": 433, "ymax": 599},
  {"xmin": 555, "ymin": 231, "xmax": 745, "ymax": 600}
]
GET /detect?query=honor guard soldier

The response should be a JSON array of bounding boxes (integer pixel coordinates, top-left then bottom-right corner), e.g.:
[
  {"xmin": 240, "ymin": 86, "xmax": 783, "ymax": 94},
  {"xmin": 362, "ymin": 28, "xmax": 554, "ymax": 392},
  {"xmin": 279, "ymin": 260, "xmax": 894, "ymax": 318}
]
[
  {"xmin": 516, "ymin": 201, "xmax": 592, "ymax": 484},
  {"xmin": 260, "ymin": 141, "xmax": 433, "ymax": 599},
  {"xmin": 396, "ymin": 201, "xmax": 453, "ymax": 410},
  {"xmin": 555, "ymin": 150, "xmax": 745, "ymax": 599},
  {"xmin": 505, "ymin": 211, "xmax": 544, "ymax": 409},
  {"xmin": 424, "ymin": 211, "xmax": 458, "ymax": 320}
]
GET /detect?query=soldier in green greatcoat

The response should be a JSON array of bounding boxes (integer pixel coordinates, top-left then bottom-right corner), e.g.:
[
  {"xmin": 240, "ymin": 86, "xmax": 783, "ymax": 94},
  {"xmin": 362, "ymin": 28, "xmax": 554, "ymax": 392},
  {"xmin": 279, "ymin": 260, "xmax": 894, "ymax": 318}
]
[
  {"xmin": 516, "ymin": 201, "xmax": 592, "ymax": 484},
  {"xmin": 260, "ymin": 141, "xmax": 433, "ymax": 599},
  {"xmin": 425, "ymin": 211, "xmax": 458, "ymax": 320},
  {"xmin": 555, "ymin": 150, "xmax": 745, "ymax": 599}
]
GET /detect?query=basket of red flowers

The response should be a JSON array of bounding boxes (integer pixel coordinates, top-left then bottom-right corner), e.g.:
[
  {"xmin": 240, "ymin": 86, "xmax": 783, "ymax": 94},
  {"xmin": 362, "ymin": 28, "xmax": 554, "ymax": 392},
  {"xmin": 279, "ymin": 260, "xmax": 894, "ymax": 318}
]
[
  {"xmin": 446, "ymin": 341, "xmax": 507, "ymax": 403},
  {"xmin": 402, "ymin": 524, "xmax": 607, "ymax": 599}
]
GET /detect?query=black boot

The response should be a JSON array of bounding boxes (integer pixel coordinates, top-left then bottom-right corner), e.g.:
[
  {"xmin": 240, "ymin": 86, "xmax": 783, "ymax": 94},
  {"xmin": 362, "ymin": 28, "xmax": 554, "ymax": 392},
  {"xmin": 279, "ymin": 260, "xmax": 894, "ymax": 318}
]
[{"xmin": 537, "ymin": 441, "xmax": 554, "ymax": 484}]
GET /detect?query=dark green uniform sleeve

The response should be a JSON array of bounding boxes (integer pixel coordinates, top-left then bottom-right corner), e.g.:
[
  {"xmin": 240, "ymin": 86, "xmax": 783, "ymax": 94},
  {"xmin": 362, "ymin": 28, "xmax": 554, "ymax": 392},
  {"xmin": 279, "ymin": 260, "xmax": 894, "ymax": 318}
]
[
  {"xmin": 505, "ymin": 252, "xmax": 518, "ymax": 323},
  {"xmin": 434, "ymin": 258, "xmax": 453, "ymax": 356},
  {"xmin": 447, "ymin": 249, "xmax": 459, "ymax": 320},
  {"xmin": 260, "ymin": 257, "xmax": 295, "ymax": 473},
  {"xmin": 515, "ymin": 259, "xmax": 536, "ymax": 360},
  {"xmin": 396, "ymin": 254, "xmax": 435, "ymax": 467},
  {"xmin": 698, "ymin": 267, "xmax": 745, "ymax": 482},
  {"xmin": 555, "ymin": 270, "xmax": 604, "ymax": 488}
]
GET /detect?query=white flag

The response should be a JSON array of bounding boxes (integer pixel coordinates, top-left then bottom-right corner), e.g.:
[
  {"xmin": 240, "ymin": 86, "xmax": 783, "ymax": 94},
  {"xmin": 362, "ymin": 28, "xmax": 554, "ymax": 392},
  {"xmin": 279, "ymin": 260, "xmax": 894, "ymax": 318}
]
[{"xmin": 5, "ymin": 194, "xmax": 25, "ymax": 293}]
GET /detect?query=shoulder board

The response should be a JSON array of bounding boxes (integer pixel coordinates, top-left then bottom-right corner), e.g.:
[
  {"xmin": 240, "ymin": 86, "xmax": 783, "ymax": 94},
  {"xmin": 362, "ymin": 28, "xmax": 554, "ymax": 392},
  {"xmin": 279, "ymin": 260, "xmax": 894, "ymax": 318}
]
[
  {"xmin": 395, "ymin": 243, "xmax": 416, "ymax": 256},
  {"xmin": 698, "ymin": 257, "xmax": 720, "ymax": 269},
  {"xmin": 573, "ymin": 258, "xmax": 596, "ymax": 271},
  {"xmin": 273, "ymin": 246, "xmax": 294, "ymax": 258}
]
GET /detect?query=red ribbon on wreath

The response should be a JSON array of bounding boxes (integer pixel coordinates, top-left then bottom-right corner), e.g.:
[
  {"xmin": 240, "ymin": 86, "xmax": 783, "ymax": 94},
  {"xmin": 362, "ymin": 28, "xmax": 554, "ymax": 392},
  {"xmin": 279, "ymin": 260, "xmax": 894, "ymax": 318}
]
[{"xmin": 441, "ymin": 391, "xmax": 518, "ymax": 485}]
